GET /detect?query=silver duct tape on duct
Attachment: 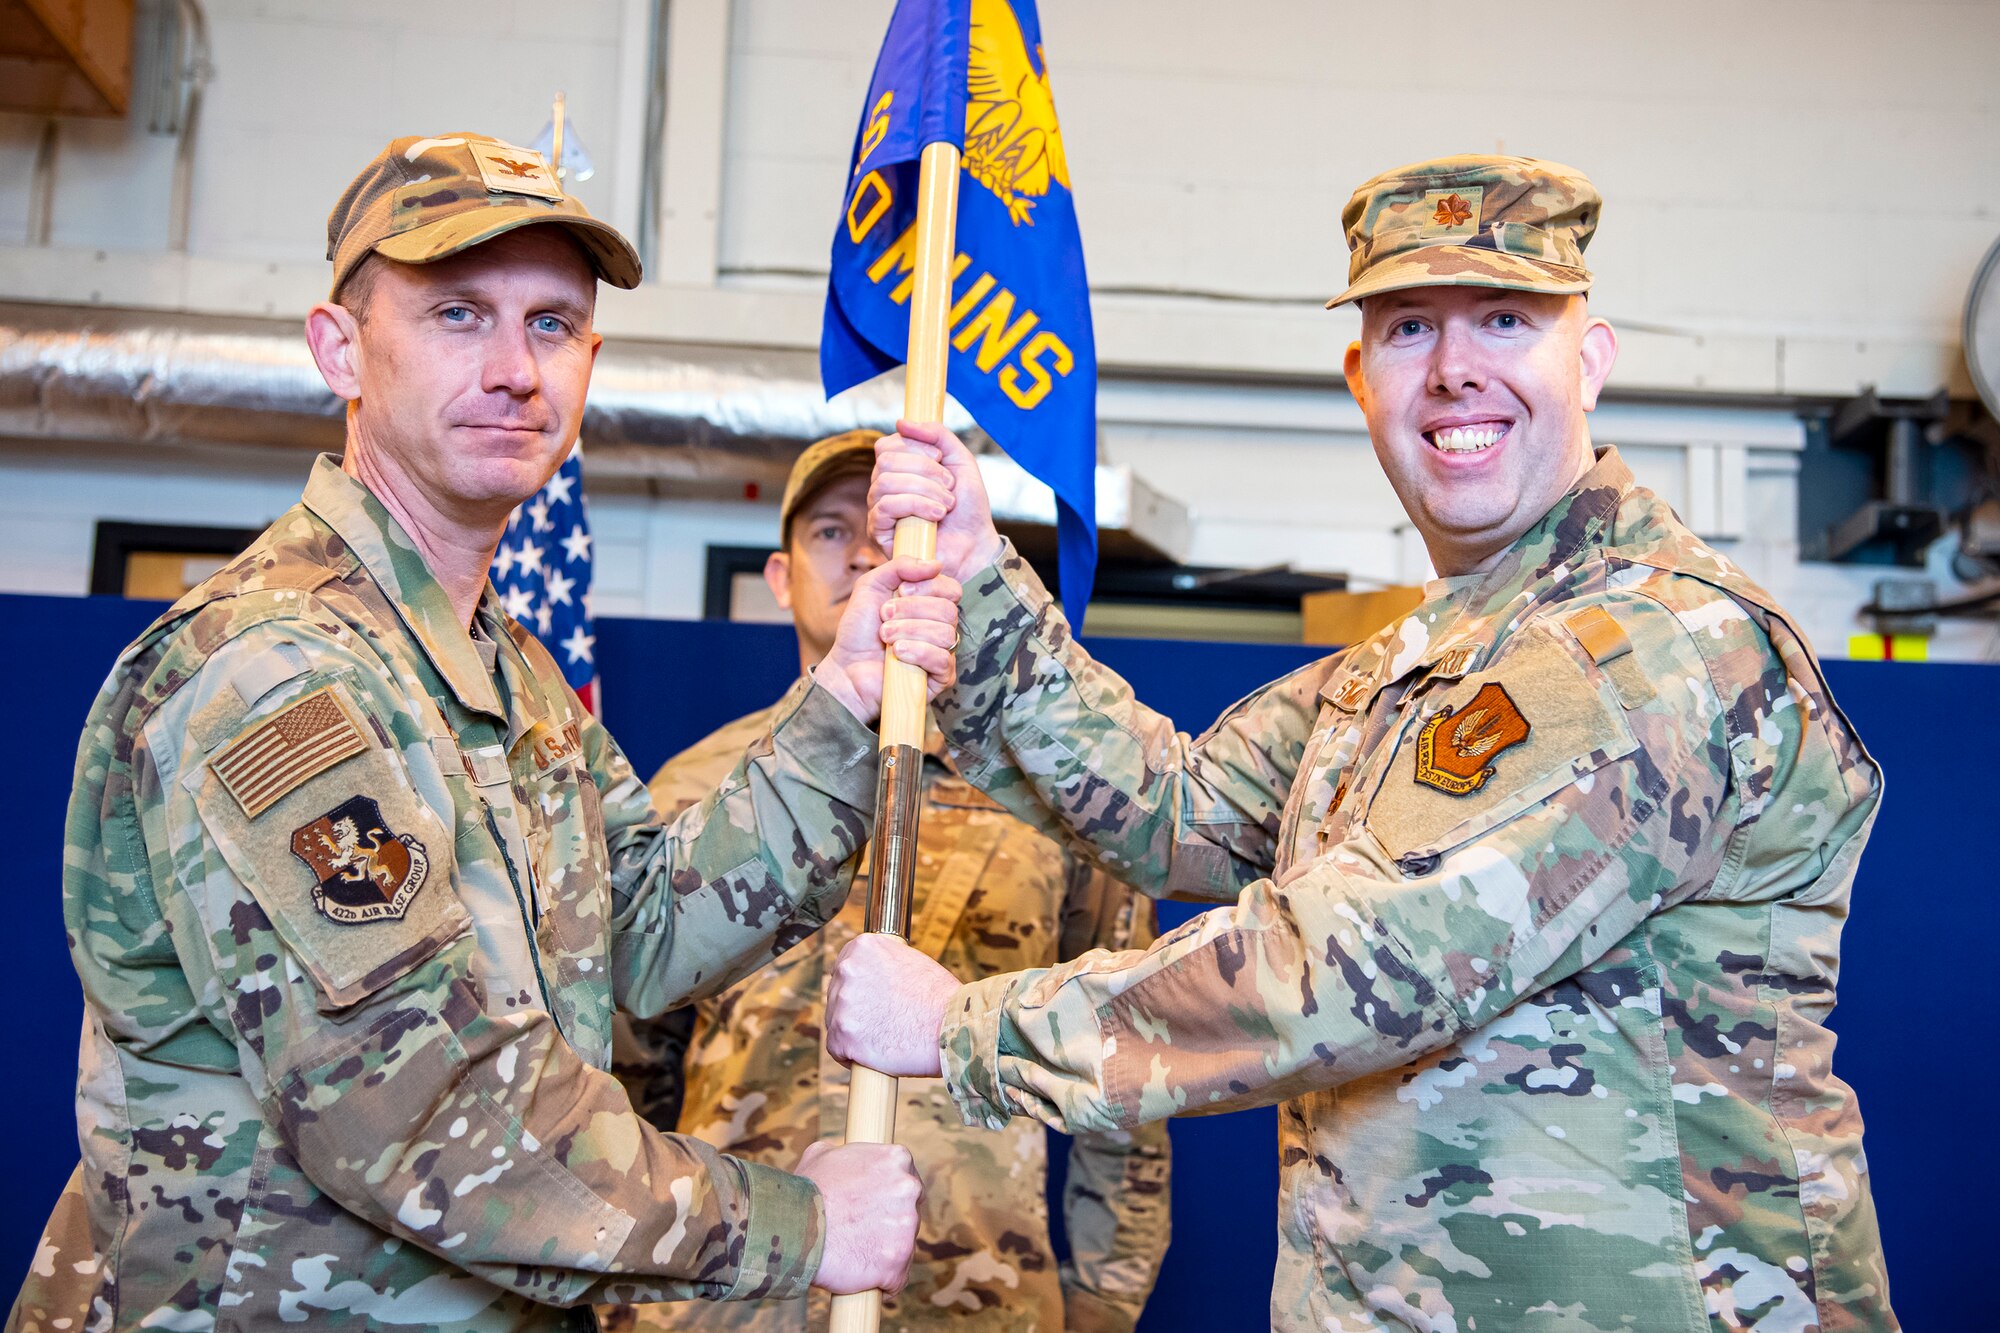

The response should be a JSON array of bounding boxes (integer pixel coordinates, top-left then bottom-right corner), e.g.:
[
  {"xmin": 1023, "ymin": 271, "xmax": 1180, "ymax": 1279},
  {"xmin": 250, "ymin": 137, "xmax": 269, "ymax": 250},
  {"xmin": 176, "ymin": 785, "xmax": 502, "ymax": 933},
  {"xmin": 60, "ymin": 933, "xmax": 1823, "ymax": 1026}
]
[{"xmin": 0, "ymin": 302, "xmax": 1188, "ymax": 559}]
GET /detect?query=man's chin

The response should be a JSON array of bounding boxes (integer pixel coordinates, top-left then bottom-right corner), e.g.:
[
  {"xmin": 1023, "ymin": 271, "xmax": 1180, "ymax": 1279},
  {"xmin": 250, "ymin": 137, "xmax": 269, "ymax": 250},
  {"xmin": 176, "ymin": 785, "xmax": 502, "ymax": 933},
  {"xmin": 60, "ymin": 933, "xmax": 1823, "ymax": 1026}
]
[
  {"xmin": 1418, "ymin": 503, "xmax": 1532, "ymax": 564},
  {"xmin": 444, "ymin": 460, "xmax": 552, "ymax": 516}
]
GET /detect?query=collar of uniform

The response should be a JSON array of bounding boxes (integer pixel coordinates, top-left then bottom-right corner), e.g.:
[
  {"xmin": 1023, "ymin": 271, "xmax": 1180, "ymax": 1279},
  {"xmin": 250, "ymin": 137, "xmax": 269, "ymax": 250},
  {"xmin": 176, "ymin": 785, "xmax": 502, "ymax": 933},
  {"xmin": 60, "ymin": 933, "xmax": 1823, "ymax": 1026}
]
[
  {"xmin": 1314, "ymin": 448, "xmax": 1635, "ymax": 713},
  {"xmin": 490, "ymin": 616, "xmax": 572, "ymax": 749},
  {"xmin": 302, "ymin": 455, "xmax": 506, "ymax": 720},
  {"xmin": 1454, "ymin": 445, "xmax": 1633, "ymax": 630},
  {"xmin": 1319, "ymin": 570, "xmax": 1482, "ymax": 713},
  {"xmin": 1400, "ymin": 445, "xmax": 1635, "ymax": 685}
]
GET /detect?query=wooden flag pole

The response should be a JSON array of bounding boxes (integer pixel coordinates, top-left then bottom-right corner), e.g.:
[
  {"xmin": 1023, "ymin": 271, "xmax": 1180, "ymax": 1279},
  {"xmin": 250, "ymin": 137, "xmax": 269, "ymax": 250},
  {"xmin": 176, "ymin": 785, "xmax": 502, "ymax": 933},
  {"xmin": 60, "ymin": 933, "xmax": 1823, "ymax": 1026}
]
[{"xmin": 827, "ymin": 139, "xmax": 960, "ymax": 1333}]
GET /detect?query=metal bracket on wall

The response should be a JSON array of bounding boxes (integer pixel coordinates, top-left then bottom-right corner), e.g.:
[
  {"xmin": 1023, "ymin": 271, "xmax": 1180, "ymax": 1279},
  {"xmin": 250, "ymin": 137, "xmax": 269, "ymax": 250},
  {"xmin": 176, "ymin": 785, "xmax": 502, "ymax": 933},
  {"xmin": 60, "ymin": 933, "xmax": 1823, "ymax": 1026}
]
[{"xmin": 1814, "ymin": 388, "xmax": 1952, "ymax": 565}]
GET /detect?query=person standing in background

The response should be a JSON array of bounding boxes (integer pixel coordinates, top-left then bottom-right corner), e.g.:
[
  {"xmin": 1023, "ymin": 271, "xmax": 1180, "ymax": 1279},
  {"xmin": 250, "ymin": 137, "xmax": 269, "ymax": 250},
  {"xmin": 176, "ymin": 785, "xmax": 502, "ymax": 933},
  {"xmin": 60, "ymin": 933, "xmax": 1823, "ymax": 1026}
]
[{"xmin": 607, "ymin": 432, "xmax": 1171, "ymax": 1333}]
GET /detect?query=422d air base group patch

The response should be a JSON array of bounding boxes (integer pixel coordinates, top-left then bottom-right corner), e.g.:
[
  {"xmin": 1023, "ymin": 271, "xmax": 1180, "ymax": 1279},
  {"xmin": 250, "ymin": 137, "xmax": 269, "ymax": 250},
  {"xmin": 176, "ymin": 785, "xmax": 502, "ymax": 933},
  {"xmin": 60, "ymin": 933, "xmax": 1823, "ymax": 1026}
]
[{"xmin": 290, "ymin": 794, "xmax": 431, "ymax": 925}]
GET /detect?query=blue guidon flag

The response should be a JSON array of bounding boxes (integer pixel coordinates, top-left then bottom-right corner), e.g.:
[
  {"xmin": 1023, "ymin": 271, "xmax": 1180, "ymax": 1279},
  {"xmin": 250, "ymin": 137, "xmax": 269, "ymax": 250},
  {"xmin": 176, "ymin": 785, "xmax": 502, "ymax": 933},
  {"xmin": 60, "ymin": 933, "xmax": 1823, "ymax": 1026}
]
[
  {"xmin": 821, "ymin": 0, "xmax": 1098, "ymax": 613},
  {"xmin": 491, "ymin": 442, "xmax": 599, "ymax": 713}
]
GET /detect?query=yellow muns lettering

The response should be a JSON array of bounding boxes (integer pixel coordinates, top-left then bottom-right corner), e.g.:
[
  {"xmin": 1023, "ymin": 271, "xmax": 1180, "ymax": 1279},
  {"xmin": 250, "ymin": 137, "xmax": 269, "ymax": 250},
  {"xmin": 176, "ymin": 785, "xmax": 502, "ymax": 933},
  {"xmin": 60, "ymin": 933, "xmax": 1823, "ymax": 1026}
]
[
  {"xmin": 948, "ymin": 269, "xmax": 997, "ymax": 328},
  {"xmin": 952, "ymin": 287, "xmax": 1039, "ymax": 372},
  {"xmin": 847, "ymin": 170, "xmax": 893, "ymax": 243},
  {"xmin": 858, "ymin": 91, "xmax": 894, "ymax": 166},
  {"xmin": 866, "ymin": 219, "xmax": 920, "ymax": 302},
  {"xmin": 1000, "ymin": 330, "xmax": 1073, "ymax": 410}
]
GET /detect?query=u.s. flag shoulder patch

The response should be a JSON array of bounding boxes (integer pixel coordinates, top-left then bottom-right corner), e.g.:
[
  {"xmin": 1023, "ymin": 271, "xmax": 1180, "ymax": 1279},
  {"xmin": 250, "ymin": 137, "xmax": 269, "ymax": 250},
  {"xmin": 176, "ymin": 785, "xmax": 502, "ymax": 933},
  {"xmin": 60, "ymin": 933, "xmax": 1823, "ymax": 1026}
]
[{"xmin": 211, "ymin": 684, "xmax": 369, "ymax": 818}]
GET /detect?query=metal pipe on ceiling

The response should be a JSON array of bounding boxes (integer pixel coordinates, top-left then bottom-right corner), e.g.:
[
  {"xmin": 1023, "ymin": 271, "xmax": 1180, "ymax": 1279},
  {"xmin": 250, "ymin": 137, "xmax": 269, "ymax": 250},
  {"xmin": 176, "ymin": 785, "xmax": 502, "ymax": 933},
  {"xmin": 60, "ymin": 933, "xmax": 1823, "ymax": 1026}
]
[
  {"xmin": 0, "ymin": 302, "xmax": 1190, "ymax": 560},
  {"xmin": 0, "ymin": 302, "xmax": 926, "ymax": 483}
]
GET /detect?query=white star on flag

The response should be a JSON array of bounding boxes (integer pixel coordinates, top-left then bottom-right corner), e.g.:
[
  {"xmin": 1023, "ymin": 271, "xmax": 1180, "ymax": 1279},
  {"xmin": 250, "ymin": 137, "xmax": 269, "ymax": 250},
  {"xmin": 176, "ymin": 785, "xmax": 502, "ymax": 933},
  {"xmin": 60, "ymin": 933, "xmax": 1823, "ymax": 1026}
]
[{"xmin": 491, "ymin": 442, "xmax": 599, "ymax": 713}]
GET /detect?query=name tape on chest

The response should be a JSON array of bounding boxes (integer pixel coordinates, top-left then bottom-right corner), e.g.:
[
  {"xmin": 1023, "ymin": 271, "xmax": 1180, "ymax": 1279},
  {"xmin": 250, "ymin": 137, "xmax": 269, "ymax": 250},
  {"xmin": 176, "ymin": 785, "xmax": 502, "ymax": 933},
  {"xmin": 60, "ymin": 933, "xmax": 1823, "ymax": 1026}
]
[
  {"xmin": 1328, "ymin": 676, "xmax": 1370, "ymax": 711},
  {"xmin": 211, "ymin": 685, "xmax": 369, "ymax": 818},
  {"xmin": 526, "ymin": 717, "xmax": 584, "ymax": 775}
]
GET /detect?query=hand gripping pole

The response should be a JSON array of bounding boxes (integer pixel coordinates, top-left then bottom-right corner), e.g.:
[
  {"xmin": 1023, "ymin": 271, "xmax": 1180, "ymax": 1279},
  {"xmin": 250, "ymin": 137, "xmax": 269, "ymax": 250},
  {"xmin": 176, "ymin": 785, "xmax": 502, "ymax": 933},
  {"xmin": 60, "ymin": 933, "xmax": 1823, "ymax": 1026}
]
[{"xmin": 827, "ymin": 140, "xmax": 960, "ymax": 1333}]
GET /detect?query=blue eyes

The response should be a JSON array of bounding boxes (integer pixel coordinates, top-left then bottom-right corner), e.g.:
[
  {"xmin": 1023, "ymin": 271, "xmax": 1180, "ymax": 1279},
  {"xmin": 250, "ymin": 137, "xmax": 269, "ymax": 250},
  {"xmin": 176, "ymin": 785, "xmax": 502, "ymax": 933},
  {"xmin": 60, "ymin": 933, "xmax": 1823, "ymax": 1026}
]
[
  {"xmin": 435, "ymin": 308, "xmax": 571, "ymax": 337},
  {"xmin": 1389, "ymin": 313, "xmax": 1522, "ymax": 339}
]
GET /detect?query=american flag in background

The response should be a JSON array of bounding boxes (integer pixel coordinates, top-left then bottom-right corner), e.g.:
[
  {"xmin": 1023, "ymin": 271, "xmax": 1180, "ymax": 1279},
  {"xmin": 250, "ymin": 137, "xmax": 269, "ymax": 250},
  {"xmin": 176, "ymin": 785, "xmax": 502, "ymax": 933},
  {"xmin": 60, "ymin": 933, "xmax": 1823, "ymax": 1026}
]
[{"xmin": 492, "ymin": 443, "xmax": 598, "ymax": 713}]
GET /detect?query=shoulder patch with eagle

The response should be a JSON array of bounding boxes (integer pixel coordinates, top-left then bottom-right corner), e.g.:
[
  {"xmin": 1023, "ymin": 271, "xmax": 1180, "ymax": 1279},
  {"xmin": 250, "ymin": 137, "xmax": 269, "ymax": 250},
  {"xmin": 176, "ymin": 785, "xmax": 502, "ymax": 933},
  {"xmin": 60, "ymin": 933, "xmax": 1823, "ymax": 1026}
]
[
  {"xmin": 1415, "ymin": 682, "xmax": 1532, "ymax": 795},
  {"xmin": 1364, "ymin": 626, "xmax": 1638, "ymax": 866}
]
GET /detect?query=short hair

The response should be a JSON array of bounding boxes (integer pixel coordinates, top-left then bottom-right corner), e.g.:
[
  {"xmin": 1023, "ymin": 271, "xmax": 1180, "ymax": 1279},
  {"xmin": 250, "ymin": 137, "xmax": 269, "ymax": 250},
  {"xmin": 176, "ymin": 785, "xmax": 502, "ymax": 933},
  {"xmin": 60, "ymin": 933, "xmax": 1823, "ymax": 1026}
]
[{"xmin": 333, "ymin": 251, "xmax": 386, "ymax": 323}]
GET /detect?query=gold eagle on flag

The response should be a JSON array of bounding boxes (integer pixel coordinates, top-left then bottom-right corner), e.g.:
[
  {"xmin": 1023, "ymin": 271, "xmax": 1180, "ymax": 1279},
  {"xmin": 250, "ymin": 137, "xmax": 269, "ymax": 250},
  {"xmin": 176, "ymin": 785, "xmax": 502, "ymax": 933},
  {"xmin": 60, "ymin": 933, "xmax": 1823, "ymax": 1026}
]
[{"xmin": 964, "ymin": 0, "xmax": 1069, "ymax": 225}]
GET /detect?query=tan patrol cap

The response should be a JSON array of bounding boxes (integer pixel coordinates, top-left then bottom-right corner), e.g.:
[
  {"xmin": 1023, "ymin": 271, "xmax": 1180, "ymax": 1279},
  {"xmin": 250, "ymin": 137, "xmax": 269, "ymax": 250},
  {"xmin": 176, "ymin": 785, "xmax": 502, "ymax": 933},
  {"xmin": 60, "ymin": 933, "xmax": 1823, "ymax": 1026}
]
[
  {"xmin": 326, "ymin": 132, "xmax": 642, "ymax": 299},
  {"xmin": 1327, "ymin": 155, "xmax": 1599, "ymax": 308},
  {"xmin": 780, "ymin": 430, "xmax": 880, "ymax": 542}
]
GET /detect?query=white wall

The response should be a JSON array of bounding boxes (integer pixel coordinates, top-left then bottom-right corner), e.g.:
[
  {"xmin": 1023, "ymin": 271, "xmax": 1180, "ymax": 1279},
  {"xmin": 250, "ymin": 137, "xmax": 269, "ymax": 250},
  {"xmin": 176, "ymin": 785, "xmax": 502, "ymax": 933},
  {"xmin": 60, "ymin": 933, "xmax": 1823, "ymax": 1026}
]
[
  {"xmin": 719, "ymin": 0, "xmax": 2000, "ymax": 395},
  {"xmin": 0, "ymin": 0, "xmax": 1996, "ymax": 662},
  {"xmin": 3, "ymin": 0, "xmax": 1996, "ymax": 390},
  {"xmin": 0, "ymin": 1, "xmax": 634, "ymax": 257}
]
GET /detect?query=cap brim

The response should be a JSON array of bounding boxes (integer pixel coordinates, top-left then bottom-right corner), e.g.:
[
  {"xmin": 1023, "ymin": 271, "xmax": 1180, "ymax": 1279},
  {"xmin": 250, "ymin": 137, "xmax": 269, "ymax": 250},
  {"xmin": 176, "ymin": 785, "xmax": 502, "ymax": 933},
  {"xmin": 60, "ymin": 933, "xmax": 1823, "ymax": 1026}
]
[
  {"xmin": 1326, "ymin": 246, "xmax": 1589, "ymax": 309},
  {"xmin": 782, "ymin": 446, "xmax": 878, "ymax": 532},
  {"xmin": 374, "ymin": 206, "xmax": 643, "ymax": 290}
]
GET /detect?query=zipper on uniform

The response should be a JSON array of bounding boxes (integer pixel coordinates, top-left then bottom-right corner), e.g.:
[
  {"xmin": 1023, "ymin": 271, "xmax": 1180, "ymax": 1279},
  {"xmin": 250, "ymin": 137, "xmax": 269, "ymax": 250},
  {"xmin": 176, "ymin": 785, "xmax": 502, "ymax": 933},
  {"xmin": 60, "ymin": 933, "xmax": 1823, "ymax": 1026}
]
[{"xmin": 481, "ymin": 800, "xmax": 562, "ymax": 1036}]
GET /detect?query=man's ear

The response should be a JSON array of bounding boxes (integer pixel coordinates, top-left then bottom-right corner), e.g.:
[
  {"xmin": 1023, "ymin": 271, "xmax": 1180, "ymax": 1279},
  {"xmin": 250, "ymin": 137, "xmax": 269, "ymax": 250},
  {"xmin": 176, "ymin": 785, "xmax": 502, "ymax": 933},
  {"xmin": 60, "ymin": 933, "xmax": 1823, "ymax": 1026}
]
[
  {"xmin": 1577, "ymin": 315, "xmax": 1619, "ymax": 411},
  {"xmin": 305, "ymin": 302, "xmax": 364, "ymax": 402},
  {"xmin": 764, "ymin": 549, "xmax": 794, "ymax": 611},
  {"xmin": 1341, "ymin": 340, "xmax": 1366, "ymax": 407}
]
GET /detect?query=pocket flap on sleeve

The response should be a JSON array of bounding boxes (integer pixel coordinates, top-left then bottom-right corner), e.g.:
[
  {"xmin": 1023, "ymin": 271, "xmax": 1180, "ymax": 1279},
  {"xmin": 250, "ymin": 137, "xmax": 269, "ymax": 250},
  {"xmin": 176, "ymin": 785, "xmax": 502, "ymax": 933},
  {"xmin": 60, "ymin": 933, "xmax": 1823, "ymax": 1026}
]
[
  {"xmin": 1364, "ymin": 627, "xmax": 1638, "ymax": 866},
  {"xmin": 191, "ymin": 679, "xmax": 470, "ymax": 1011}
]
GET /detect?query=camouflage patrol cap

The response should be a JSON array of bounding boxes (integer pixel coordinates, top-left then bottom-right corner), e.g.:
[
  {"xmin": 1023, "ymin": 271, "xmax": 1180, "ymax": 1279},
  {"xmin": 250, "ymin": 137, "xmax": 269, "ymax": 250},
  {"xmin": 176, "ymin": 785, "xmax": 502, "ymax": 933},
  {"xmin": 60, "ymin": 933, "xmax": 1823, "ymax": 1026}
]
[
  {"xmin": 1327, "ymin": 155, "xmax": 1599, "ymax": 308},
  {"xmin": 326, "ymin": 132, "xmax": 642, "ymax": 300},
  {"xmin": 780, "ymin": 430, "xmax": 880, "ymax": 543}
]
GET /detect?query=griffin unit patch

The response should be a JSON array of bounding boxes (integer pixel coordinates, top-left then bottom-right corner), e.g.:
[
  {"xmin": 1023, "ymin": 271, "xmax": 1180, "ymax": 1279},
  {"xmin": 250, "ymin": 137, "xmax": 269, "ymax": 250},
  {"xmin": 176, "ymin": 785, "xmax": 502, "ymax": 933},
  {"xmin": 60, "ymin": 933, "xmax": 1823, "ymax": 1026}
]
[
  {"xmin": 291, "ymin": 795, "xmax": 431, "ymax": 924},
  {"xmin": 1414, "ymin": 682, "xmax": 1531, "ymax": 796}
]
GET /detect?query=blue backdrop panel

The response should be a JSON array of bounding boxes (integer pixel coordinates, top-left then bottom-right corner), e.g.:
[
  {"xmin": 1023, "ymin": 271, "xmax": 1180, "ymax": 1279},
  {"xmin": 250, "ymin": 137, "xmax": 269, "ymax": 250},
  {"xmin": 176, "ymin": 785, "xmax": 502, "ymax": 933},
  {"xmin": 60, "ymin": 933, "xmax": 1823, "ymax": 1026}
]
[{"xmin": 3, "ymin": 591, "xmax": 1984, "ymax": 1328}]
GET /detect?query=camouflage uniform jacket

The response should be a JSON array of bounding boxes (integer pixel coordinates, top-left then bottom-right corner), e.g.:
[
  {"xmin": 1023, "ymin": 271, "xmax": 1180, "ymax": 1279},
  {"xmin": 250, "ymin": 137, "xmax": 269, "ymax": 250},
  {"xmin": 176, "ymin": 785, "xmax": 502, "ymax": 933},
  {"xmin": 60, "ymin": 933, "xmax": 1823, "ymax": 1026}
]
[
  {"xmin": 604, "ymin": 704, "xmax": 1171, "ymax": 1333},
  {"xmin": 11, "ymin": 457, "xmax": 883, "ymax": 1333},
  {"xmin": 930, "ymin": 448, "xmax": 1895, "ymax": 1332}
]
